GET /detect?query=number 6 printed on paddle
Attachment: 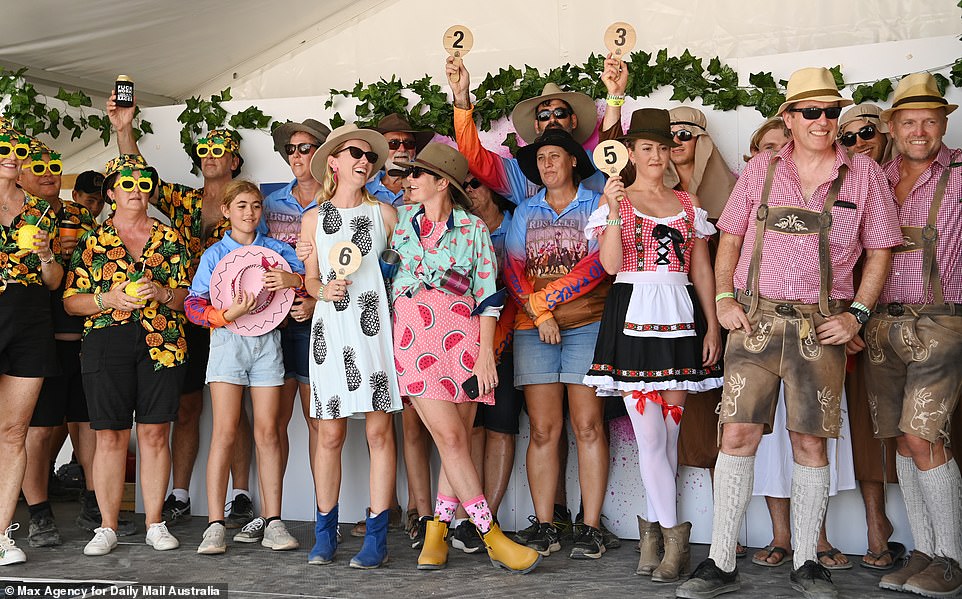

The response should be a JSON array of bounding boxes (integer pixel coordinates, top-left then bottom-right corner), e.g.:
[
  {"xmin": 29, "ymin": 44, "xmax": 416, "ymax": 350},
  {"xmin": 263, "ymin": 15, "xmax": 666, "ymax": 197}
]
[{"xmin": 328, "ymin": 241, "xmax": 361, "ymax": 280}]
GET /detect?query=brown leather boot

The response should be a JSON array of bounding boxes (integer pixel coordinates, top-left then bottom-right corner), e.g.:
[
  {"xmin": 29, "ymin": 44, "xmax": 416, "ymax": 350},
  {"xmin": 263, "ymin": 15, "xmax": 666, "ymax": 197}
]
[
  {"xmin": 482, "ymin": 523, "xmax": 541, "ymax": 573},
  {"xmin": 636, "ymin": 516, "xmax": 662, "ymax": 576},
  {"xmin": 652, "ymin": 521, "xmax": 691, "ymax": 583},
  {"xmin": 416, "ymin": 517, "xmax": 448, "ymax": 570},
  {"xmin": 879, "ymin": 550, "xmax": 931, "ymax": 592},
  {"xmin": 902, "ymin": 556, "xmax": 962, "ymax": 597}
]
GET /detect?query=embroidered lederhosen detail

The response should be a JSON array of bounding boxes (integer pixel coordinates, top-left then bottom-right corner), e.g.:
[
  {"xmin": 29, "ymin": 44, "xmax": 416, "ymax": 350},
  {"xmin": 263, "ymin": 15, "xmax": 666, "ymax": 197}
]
[{"xmin": 744, "ymin": 156, "xmax": 848, "ymax": 318}]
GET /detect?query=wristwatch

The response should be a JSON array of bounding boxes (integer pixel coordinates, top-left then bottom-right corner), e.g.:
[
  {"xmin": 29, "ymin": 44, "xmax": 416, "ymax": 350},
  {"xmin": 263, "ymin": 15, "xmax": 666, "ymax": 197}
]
[{"xmin": 846, "ymin": 305, "xmax": 870, "ymax": 325}]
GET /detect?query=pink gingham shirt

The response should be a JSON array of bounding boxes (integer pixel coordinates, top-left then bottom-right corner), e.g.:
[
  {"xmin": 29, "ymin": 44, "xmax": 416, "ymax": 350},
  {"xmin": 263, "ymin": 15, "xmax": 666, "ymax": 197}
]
[
  {"xmin": 879, "ymin": 145, "xmax": 962, "ymax": 304},
  {"xmin": 718, "ymin": 142, "xmax": 901, "ymax": 303}
]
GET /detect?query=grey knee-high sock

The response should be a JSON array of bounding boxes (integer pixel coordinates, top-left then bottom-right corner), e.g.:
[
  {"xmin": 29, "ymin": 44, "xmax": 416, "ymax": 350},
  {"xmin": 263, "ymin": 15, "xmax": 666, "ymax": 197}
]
[
  {"xmin": 791, "ymin": 463, "xmax": 830, "ymax": 569},
  {"xmin": 707, "ymin": 452, "xmax": 755, "ymax": 572},
  {"xmin": 896, "ymin": 453, "xmax": 935, "ymax": 556},
  {"xmin": 916, "ymin": 458, "xmax": 962, "ymax": 562}
]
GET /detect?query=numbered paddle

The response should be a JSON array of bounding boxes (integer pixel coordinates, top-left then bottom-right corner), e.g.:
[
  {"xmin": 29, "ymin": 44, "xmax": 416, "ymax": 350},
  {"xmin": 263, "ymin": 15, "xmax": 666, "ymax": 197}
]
[
  {"xmin": 604, "ymin": 22, "xmax": 636, "ymax": 58},
  {"xmin": 593, "ymin": 139, "xmax": 630, "ymax": 177},
  {"xmin": 443, "ymin": 25, "xmax": 474, "ymax": 84},
  {"xmin": 328, "ymin": 241, "xmax": 362, "ymax": 280}
]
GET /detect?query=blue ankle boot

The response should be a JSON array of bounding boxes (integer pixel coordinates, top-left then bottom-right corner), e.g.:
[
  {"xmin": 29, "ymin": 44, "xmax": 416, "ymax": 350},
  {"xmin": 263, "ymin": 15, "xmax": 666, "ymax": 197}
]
[
  {"xmin": 349, "ymin": 509, "xmax": 389, "ymax": 569},
  {"xmin": 308, "ymin": 504, "xmax": 339, "ymax": 565}
]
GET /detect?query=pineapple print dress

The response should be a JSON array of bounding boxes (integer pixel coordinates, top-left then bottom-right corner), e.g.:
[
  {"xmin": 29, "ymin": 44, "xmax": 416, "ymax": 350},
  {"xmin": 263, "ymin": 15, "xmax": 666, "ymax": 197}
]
[{"xmin": 308, "ymin": 200, "xmax": 401, "ymax": 419}]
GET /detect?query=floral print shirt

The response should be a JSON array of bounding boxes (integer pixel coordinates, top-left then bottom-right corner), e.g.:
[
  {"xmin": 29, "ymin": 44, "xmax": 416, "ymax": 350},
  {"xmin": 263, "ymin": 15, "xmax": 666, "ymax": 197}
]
[
  {"xmin": 63, "ymin": 218, "xmax": 190, "ymax": 370},
  {"xmin": 0, "ymin": 192, "xmax": 62, "ymax": 291}
]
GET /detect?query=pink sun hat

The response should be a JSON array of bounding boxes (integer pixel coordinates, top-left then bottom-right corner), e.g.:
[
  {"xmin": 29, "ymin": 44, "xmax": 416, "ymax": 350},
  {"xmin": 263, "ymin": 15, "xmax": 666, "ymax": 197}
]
[{"xmin": 210, "ymin": 246, "xmax": 295, "ymax": 336}]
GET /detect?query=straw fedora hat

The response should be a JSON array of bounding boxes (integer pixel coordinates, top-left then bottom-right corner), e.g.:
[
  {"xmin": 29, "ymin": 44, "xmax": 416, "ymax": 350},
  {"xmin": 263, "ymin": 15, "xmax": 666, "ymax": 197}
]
[
  {"xmin": 510, "ymin": 83, "xmax": 598, "ymax": 144},
  {"xmin": 393, "ymin": 142, "xmax": 470, "ymax": 205},
  {"xmin": 881, "ymin": 72, "xmax": 958, "ymax": 122},
  {"xmin": 776, "ymin": 67, "xmax": 853, "ymax": 116},
  {"xmin": 310, "ymin": 123, "xmax": 389, "ymax": 182}
]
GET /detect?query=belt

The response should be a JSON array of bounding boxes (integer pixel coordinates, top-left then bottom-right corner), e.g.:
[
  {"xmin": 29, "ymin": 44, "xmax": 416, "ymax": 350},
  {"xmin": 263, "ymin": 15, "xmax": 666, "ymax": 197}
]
[
  {"xmin": 736, "ymin": 290, "xmax": 847, "ymax": 316},
  {"xmin": 874, "ymin": 302, "xmax": 962, "ymax": 317}
]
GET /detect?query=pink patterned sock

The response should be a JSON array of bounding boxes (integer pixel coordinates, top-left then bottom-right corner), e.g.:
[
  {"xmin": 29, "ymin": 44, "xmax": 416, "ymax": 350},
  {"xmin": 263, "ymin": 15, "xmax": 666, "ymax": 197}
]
[
  {"xmin": 463, "ymin": 495, "xmax": 493, "ymax": 534},
  {"xmin": 434, "ymin": 494, "xmax": 459, "ymax": 524}
]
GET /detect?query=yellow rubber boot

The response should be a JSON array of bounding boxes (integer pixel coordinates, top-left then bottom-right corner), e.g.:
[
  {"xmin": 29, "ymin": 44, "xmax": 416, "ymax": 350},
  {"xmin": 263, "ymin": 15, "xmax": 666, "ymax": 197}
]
[
  {"xmin": 416, "ymin": 517, "xmax": 449, "ymax": 570},
  {"xmin": 483, "ymin": 523, "xmax": 541, "ymax": 573}
]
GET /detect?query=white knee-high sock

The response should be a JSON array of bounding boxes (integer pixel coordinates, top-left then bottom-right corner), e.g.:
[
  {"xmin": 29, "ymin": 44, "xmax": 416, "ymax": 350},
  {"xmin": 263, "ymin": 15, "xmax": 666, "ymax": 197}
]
[
  {"xmin": 916, "ymin": 458, "xmax": 962, "ymax": 562},
  {"xmin": 791, "ymin": 463, "xmax": 830, "ymax": 569},
  {"xmin": 625, "ymin": 396, "xmax": 679, "ymax": 527},
  {"xmin": 896, "ymin": 453, "xmax": 935, "ymax": 556},
  {"xmin": 707, "ymin": 452, "xmax": 755, "ymax": 572}
]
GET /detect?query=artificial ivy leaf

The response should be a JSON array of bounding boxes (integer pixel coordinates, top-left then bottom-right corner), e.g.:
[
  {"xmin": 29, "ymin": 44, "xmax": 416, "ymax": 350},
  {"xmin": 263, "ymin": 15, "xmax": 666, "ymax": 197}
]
[
  {"xmin": 830, "ymin": 66, "xmax": 844, "ymax": 89},
  {"xmin": 140, "ymin": 120, "xmax": 153, "ymax": 134},
  {"xmin": 330, "ymin": 112, "xmax": 346, "ymax": 129},
  {"xmin": 934, "ymin": 73, "xmax": 949, "ymax": 96}
]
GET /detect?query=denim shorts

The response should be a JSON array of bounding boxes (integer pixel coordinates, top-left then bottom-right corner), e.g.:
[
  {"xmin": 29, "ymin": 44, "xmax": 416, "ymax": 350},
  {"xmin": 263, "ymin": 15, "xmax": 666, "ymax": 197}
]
[
  {"xmin": 280, "ymin": 319, "xmax": 311, "ymax": 384},
  {"xmin": 513, "ymin": 321, "xmax": 601, "ymax": 388},
  {"xmin": 206, "ymin": 328, "xmax": 284, "ymax": 387}
]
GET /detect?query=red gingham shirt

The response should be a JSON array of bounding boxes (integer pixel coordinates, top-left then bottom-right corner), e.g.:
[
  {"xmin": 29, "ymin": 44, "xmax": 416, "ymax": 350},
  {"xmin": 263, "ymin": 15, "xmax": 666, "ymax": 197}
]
[
  {"xmin": 879, "ymin": 144, "xmax": 962, "ymax": 304},
  {"xmin": 718, "ymin": 141, "xmax": 902, "ymax": 303},
  {"xmin": 618, "ymin": 191, "xmax": 697, "ymax": 273}
]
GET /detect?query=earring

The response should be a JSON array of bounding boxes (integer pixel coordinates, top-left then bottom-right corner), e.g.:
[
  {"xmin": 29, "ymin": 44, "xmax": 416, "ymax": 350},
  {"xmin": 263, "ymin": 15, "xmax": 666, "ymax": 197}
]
[{"xmin": 329, "ymin": 169, "xmax": 338, "ymax": 185}]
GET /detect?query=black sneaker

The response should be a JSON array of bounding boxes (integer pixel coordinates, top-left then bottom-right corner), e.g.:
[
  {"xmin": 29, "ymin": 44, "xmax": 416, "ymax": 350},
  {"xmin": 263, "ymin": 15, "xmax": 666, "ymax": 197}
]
[
  {"xmin": 410, "ymin": 515, "xmax": 432, "ymax": 549},
  {"xmin": 570, "ymin": 524, "xmax": 605, "ymax": 560},
  {"xmin": 55, "ymin": 461, "xmax": 85, "ymax": 491},
  {"xmin": 790, "ymin": 560, "xmax": 837, "ymax": 599},
  {"xmin": 574, "ymin": 511, "xmax": 622, "ymax": 549},
  {"xmin": 225, "ymin": 495, "xmax": 254, "ymax": 529},
  {"xmin": 553, "ymin": 504, "xmax": 574, "ymax": 541},
  {"xmin": 513, "ymin": 515, "xmax": 540, "ymax": 544},
  {"xmin": 76, "ymin": 491, "xmax": 136, "ymax": 536},
  {"xmin": 526, "ymin": 522, "xmax": 561, "ymax": 556},
  {"xmin": 676, "ymin": 558, "xmax": 741, "ymax": 599},
  {"xmin": 450, "ymin": 520, "xmax": 484, "ymax": 554},
  {"xmin": 27, "ymin": 513, "xmax": 62, "ymax": 548},
  {"xmin": 161, "ymin": 494, "xmax": 191, "ymax": 525}
]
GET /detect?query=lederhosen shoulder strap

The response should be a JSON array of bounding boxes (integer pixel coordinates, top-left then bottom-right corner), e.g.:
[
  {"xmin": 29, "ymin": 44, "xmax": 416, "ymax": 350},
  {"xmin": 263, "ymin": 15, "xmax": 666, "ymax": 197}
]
[
  {"xmin": 817, "ymin": 165, "xmax": 848, "ymax": 316},
  {"xmin": 745, "ymin": 157, "xmax": 780, "ymax": 318},
  {"xmin": 922, "ymin": 166, "xmax": 952, "ymax": 306}
]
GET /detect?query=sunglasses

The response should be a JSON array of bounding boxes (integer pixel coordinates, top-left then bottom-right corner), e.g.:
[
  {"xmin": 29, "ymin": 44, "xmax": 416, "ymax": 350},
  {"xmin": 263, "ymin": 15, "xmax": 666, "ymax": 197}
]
[
  {"xmin": 787, "ymin": 106, "xmax": 843, "ymax": 120},
  {"xmin": 24, "ymin": 159, "xmax": 63, "ymax": 176},
  {"xmin": 335, "ymin": 146, "xmax": 379, "ymax": 163},
  {"xmin": 0, "ymin": 141, "xmax": 30, "ymax": 160},
  {"xmin": 387, "ymin": 138, "xmax": 417, "ymax": 150},
  {"xmin": 195, "ymin": 143, "xmax": 227, "ymax": 158},
  {"xmin": 671, "ymin": 130, "xmax": 695, "ymax": 142},
  {"xmin": 114, "ymin": 176, "xmax": 154, "ymax": 193},
  {"xmin": 402, "ymin": 166, "xmax": 439, "ymax": 179},
  {"xmin": 535, "ymin": 107, "xmax": 573, "ymax": 122},
  {"xmin": 284, "ymin": 142, "xmax": 319, "ymax": 156},
  {"xmin": 838, "ymin": 124, "xmax": 877, "ymax": 147},
  {"xmin": 463, "ymin": 178, "xmax": 482, "ymax": 189}
]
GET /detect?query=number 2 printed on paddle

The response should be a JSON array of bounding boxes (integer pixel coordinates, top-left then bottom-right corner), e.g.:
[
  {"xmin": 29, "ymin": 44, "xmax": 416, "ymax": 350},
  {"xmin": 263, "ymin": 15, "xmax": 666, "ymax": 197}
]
[
  {"xmin": 593, "ymin": 140, "xmax": 629, "ymax": 176},
  {"xmin": 328, "ymin": 241, "xmax": 361, "ymax": 280},
  {"xmin": 604, "ymin": 22, "xmax": 636, "ymax": 57},
  {"xmin": 443, "ymin": 25, "xmax": 473, "ymax": 84}
]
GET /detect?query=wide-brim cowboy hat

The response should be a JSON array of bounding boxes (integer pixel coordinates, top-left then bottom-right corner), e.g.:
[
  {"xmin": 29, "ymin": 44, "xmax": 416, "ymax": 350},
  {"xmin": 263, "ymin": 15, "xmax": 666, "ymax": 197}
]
[
  {"xmin": 776, "ymin": 67, "xmax": 853, "ymax": 116},
  {"xmin": 881, "ymin": 72, "xmax": 958, "ymax": 122},
  {"xmin": 210, "ymin": 245, "xmax": 295, "ymax": 337},
  {"xmin": 310, "ymin": 123, "xmax": 390, "ymax": 182},
  {"xmin": 393, "ymin": 142, "xmax": 470, "ymax": 206},
  {"xmin": 375, "ymin": 113, "xmax": 435, "ymax": 153},
  {"xmin": 516, "ymin": 129, "xmax": 597, "ymax": 187},
  {"xmin": 510, "ymin": 83, "xmax": 598, "ymax": 144},
  {"xmin": 271, "ymin": 119, "xmax": 332, "ymax": 163}
]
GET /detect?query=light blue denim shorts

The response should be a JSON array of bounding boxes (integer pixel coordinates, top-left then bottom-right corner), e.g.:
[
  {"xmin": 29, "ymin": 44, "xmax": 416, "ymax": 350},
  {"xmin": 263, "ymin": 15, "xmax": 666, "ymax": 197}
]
[
  {"xmin": 513, "ymin": 321, "xmax": 601, "ymax": 388},
  {"xmin": 205, "ymin": 327, "xmax": 284, "ymax": 387}
]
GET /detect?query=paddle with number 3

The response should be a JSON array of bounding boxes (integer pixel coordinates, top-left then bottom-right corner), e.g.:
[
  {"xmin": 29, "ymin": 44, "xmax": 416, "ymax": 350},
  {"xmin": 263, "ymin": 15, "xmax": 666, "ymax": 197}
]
[
  {"xmin": 604, "ymin": 22, "xmax": 636, "ymax": 58},
  {"xmin": 328, "ymin": 241, "xmax": 361, "ymax": 280},
  {"xmin": 443, "ymin": 25, "xmax": 474, "ymax": 83}
]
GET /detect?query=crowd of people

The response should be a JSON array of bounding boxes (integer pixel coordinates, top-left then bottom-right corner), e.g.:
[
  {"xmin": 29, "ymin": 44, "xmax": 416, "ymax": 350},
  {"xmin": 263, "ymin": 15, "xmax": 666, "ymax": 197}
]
[{"xmin": 0, "ymin": 51, "xmax": 959, "ymax": 599}]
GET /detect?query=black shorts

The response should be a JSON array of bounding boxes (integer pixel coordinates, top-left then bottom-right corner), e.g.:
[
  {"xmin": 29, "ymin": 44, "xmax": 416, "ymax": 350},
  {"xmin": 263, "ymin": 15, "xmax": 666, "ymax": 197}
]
[
  {"xmin": 32, "ymin": 339, "xmax": 89, "ymax": 426},
  {"xmin": 81, "ymin": 323, "xmax": 185, "ymax": 430},
  {"xmin": 280, "ymin": 319, "xmax": 311, "ymax": 383},
  {"xmin": 474, "ymin": 352, "xmax": 524, "ymax": 435},
  {"xmin": 0, "ymin": 284, "xmax": 58, "ymax": 379},
  {"xmin": 182, "ymin": 321, "xmax": 210, "ymax": 394}
]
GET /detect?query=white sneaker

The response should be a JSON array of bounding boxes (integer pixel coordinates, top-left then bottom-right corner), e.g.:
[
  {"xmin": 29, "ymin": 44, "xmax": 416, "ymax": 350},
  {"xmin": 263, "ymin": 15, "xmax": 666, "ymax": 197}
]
[
  {"xmin": 261, "ymin": 519, "xmax": 299, "ymax": 551},
  {"xmin": 197, "ymin": 523, "xmax": 226, "ymax": 555},
  {"xmin": 83, "ymin": 527, "xmax": 118, "ymax": 556},
  {"xmin": 233, "ymin": 517, "xmax": 265, "ymax": 543},
  {"xmin": 0, "ymin": 524, "xmax": 26, "ymax": 565},
  {"xmin": 146, "ymin": 522, "xmax": 180, "ymax": 551}
]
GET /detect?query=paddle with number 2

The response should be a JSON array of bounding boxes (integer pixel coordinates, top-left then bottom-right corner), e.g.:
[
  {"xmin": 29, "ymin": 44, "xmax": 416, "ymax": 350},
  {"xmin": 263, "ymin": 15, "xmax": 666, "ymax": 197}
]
[{"xmin": 443, "ymin": 25, "xmax": 474, "ymax": 83}]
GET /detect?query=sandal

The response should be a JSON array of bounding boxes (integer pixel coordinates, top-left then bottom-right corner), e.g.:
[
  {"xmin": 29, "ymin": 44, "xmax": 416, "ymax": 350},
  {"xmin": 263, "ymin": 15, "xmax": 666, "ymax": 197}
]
[
  {"xmin": 817, "ymin": 547, "xmax": 853, "ymax": 570},
  {"xmin": 752, "ymin": 544, "xmax": 792, "ymax": 567},
  {"xmin": 860, "ymin": 541, "xmax": 906, "ymax": 571},
  {"xmin": 736, "ymin": 543, "xmax": 747, "ymax": 559}
]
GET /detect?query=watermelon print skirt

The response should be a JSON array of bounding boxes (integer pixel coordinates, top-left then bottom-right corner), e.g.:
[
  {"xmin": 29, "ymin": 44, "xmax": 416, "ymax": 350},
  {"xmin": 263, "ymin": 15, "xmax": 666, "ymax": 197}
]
[{"xmin": 393, "ymin": 288, "xmax": 493, "ymax": 405}]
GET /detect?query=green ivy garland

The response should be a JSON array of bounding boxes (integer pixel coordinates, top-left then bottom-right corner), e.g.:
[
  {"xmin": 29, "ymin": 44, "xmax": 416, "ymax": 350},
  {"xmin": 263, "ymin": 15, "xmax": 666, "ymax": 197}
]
[{"xmin": 175, "ymin": 87, "xmax": 274, "ymax": 173}]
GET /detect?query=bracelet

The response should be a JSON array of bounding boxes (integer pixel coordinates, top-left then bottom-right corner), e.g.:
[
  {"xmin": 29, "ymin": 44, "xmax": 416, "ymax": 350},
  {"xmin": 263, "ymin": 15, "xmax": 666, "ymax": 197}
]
[
  {"xmin": 39, "ymin": 252, "xmax": 54, "ymax": 264},
  {"xmin": 162, "ymin": 288, "xmax": 174, "ymax": 304},
  {"xmin": 94, "ymin": 293, "xmax": 105, "ymax": 311},
  {"xmin": 318, "ymin": 282, "xmax": 330, "ymax": 302},
  {"xmin": 605, "ymin": 95, "xmax": 625, "ymax": 107},
  {"xmin": 606, "ymin": 218, "xmax": 623, "ymax": 227},
  {"xmin": 850, "ymin": 301, "xmax": 870, "ymax": 314},
  {"xmin": 715, "ymin": 292, "xmax": 736, "ymax": 302}
]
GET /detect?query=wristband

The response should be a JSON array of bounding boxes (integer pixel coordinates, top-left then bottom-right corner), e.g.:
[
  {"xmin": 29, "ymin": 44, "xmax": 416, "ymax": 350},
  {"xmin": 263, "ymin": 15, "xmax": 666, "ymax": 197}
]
[
  {"xmin": 606, "ymin": 218, "xmax": 623, "ymax": 227},
  {"xmin": 94, "ymin": 293, "xmax": 105, "ymax": 311},
  {"xmin": 849, "ymin": 301, "xmax": 870, "ymax": 314},
  {"xmin": 605, "ymin": 95, "xmax": 625, "ymax": 107},
  {"xmin": 715, "ymin": 292, "xmax": 735, "ymax": 302},
  {"xmin": 318, "ymin": 282, "xmax": 330, "ymax": 302}
]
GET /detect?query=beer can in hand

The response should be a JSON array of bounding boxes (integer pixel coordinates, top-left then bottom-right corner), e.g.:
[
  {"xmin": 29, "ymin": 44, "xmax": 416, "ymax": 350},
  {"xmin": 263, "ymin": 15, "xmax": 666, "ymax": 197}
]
[{"xmin": 115, "ymin": 76, "xmax": 134, "ymax": 107}]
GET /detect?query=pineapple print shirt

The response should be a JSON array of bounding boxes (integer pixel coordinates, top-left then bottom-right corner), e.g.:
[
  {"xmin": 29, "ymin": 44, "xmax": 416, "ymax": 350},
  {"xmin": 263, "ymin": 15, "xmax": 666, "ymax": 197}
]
[
  {"xmin": 0, "ymin": 192, "xmax": 62, "ymax": 290},
  {"xmin": 156, "ymin": 182, "xmax": 230, "ymax": 279},
  {"xmin": 63, "ymin": 218, "xmax": 190, "ymax": 370}
]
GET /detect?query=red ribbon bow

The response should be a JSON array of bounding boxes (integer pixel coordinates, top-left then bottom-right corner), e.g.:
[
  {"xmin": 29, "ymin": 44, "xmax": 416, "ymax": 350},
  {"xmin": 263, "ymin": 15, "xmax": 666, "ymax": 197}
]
[{"xmin": 631, "ymin": 390, "xmax": 683, "ymax": 425}]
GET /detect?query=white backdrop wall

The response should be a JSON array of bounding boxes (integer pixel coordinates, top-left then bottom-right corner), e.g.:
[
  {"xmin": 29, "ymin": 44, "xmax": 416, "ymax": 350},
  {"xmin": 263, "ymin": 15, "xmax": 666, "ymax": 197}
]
[{"xmin": 63, "ymin": 34, "xmax": 961, "ymax": 553}]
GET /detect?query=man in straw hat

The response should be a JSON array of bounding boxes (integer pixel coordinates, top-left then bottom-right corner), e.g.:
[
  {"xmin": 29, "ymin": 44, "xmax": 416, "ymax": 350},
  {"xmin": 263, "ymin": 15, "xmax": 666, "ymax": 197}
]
[
  {"xmin": 366, "ymin": 113, "xmax": 434, "ymax": 207},
  {"xmin": 108, "ymin": 92, "xmax": 255, "ymax": 531},
  {"xmin": 445, "ymin": 55, "xmax": 603, "ymax": 204},
  {"xmin": 855, "ymin": 72, "xmax": 962, "ymax": 597},
  {"xmin": 677, "ymin": 67, "xmax": 902, "ymax": 599}
]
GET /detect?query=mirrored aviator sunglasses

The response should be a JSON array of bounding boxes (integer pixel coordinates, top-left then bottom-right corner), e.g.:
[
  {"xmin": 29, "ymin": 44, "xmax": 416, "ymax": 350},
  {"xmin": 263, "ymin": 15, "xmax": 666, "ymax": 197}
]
[
  {"xmin": 285, "ymin": 142, "xmax": 319, "ymax": 155},
  {"xmin": 535, "ymin": 107, "xmax": 573, "ymax": 122},
  {"xmin": 838, "ymin": 124, "xmax": 877, "ymax": 147},
  {"xmin": 787, "ymin": 106, "xmax": 843, "ymax": 120},
  {"xmin": 671, "ymin": 129, "xmax": 694, "ymax": 142}
]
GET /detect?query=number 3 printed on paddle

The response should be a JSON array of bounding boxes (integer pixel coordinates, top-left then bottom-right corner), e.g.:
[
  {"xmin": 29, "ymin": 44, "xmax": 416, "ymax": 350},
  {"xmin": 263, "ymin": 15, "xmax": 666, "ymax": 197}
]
[
  {"xmin": 328, "ymin": 241, "xmax": 361, "ymax": 280},
  {"xmin": 443, "ymin": 25, "xmax": 473, "ymax": 83},
  {"xmin": 604, "ymin": 22, "xmax": 636, "ymax": 57},
  {"xmin": 593, "ymin": 140, "xmax": 629, "ymax": 176}
]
